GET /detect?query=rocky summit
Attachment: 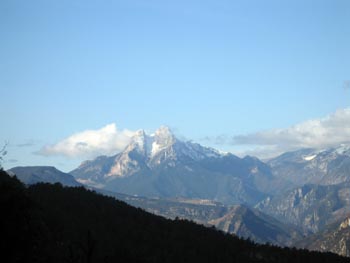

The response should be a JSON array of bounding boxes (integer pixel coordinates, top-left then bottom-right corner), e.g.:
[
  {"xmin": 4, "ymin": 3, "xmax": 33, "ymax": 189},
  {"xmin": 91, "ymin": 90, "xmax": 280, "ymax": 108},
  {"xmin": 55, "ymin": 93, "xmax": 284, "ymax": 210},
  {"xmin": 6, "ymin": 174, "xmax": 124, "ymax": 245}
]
[{"xmin": 71, "ymin": 126, "xmax": 276, "ymax": 205}]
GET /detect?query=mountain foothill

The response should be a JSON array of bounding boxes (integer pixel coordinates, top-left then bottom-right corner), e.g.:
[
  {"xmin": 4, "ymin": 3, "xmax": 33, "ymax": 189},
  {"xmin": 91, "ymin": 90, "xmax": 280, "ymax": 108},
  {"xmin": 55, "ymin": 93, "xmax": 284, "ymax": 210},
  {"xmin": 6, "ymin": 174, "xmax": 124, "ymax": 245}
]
[{"xmin": 6, "ymin": 126, "xmax": 350, "ymax": 259}]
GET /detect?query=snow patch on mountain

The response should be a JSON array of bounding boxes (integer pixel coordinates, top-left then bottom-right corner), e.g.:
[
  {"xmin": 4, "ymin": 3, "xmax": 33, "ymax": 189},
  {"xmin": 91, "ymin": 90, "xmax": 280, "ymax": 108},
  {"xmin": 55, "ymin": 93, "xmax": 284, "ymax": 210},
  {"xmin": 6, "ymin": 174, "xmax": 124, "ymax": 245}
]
[
  {"xmin": 303, "ymin": 155, "xmax": 317, "ymax": 161},
  {"xmin": 334, "ymin": 144, "xmax": 350, "ymax": 155},
  {"xmin": 75, "ymin": 126, "xmax": 226, "ymax": 180}
]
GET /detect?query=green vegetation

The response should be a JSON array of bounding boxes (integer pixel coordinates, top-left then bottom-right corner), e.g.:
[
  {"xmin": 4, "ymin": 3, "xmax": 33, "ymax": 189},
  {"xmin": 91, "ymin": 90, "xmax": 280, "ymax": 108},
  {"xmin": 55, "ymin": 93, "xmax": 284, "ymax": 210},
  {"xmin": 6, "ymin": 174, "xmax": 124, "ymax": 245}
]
[{"xmin": 1, "ymin": 169, "xmax": 349, "ymax": 263}]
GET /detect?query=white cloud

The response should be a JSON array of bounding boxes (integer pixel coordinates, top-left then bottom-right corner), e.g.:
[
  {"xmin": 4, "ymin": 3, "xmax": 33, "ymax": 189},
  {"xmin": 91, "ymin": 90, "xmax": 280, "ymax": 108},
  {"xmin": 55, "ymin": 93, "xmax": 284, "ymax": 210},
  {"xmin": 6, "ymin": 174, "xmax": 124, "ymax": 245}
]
[
  {"xmin": 38, "ymin": 108, "xmax": 350, "ymax": 160},
  {"xmin": 38, "ymin": 123, "xmax": 136, "ymax": 158},
  {"xmin": 230, "ymin": 108, "xmax": 350, "ymax": 157}
]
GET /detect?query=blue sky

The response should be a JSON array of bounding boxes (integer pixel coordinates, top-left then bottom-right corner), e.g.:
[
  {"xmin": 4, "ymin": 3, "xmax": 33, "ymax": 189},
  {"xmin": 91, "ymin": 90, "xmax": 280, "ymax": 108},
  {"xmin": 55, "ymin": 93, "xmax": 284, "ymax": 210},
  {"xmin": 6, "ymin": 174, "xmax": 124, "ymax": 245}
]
[{"xmin": 1, "ymin": 0, "xmax": 350, "ymax": 171}]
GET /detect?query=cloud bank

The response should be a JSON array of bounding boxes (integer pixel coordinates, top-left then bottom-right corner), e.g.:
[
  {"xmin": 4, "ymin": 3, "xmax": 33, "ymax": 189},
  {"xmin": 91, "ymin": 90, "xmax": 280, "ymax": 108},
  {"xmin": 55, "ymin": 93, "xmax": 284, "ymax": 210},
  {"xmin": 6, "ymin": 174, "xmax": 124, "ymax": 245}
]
[
  {"xmin": 39, "ymin": 124, "xmax": 136, "ymax": 158},
  {"xmin": 39, "ymin": 108, "xmax": 350, "ymax": 160},
  {"xmin": 230, "ymin": 108, "xmax": 350, "ymax": 157}
]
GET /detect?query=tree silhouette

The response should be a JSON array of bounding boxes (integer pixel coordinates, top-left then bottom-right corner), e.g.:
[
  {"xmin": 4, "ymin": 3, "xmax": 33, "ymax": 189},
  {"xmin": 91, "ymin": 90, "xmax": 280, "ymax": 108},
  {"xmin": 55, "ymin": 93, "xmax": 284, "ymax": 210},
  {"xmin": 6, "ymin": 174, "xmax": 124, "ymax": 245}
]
[
  {"xmin": 1, "ymin": 169, "xmax": 349, "ymax": 263},
  {"xmin": 0, "ymin": 141, "xmax": 8, "ymax": 169}
]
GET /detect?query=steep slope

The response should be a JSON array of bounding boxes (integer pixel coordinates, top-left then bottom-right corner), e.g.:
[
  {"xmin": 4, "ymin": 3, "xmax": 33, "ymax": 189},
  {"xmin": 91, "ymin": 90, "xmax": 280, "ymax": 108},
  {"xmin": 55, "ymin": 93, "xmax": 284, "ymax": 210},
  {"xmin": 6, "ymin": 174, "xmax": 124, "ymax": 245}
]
[
  {"xmin": 207, "ymin": 205, "xmax": 301, "ymax": 246},
  {"xmin": 6, "ymin": 165, "xmax": 296, "ymax": 246},
  {"xmin": 72, "ymin": 127, "xmax": 223, "ymax": 183},
  {"xmin": 1, "ymin": 170, "xmax": 348, "ymax": 263},
  {"xmin": 259, "ymin": 144, "xmax": 350, "ymax": 235},
  {"xmin": 103, "ymin": 190, "xmax": 300, "ymax": 246},
  {"xmin": 8, "ymin": 166, "xmax": 81, "ymax": 187},
  {"xmin": 268, "ymin": 145, "xmax": 350, "ymax": 187},
  {"xmin": 117, "ymin": 195, "xmax": 228, "ymax": 223},
  {"xmin": 255, "ymin": 183, "xmax": 350, "ymax": 233},
  {"xmin": 297, "ymin": 217, "xmax": 350, "ymax": 257},
  {"xmin": 71, "ymin": 126, "xmax": 276, "ymax": 205}
]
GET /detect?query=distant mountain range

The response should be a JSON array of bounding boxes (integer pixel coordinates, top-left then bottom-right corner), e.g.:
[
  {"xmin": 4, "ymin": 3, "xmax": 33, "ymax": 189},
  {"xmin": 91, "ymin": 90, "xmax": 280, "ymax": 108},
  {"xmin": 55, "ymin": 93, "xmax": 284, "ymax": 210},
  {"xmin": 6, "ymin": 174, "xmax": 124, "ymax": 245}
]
[
  {"xmin": 207, "ymin": 205, "xmax": 301, "ymax": 246},
  {"xmin": 258, "ymin": 146, "xmax": 350, "ymax": 234},
  {"xmin": 8, "ymin": 166, "xmax": 81, "ymax": 187},
  {"xmin": 7, "ymin": 126, "xmax": 350, "ymax": 256},
  {"xmin": 3, "ymin": 170, "xmax": 347, "ymax": 263},
  {"xmin": 71, "ymin": 126, "xmax": 280, "ymax": 205},
  {"xmin": 268, "ymin": 145, "xmax": 350, "ymax": 187},
  {"xmin": 8, "ymin": 165, "xmax": 300, "ymax": 246},
  {"xmin": 255, "ymin": 182, "xmax": 350, "ymax": 234},
  {"xmin": 102, "ymin": 190, "xmax": 301, "ymax": 246}
]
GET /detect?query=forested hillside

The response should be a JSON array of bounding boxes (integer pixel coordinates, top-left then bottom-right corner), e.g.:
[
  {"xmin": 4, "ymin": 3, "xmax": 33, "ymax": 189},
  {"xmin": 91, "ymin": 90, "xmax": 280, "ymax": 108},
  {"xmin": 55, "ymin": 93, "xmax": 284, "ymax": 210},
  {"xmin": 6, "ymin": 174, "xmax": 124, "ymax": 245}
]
[{"xmin": 1, "ymin": 170, "xmax": 348, "ymax": 263}]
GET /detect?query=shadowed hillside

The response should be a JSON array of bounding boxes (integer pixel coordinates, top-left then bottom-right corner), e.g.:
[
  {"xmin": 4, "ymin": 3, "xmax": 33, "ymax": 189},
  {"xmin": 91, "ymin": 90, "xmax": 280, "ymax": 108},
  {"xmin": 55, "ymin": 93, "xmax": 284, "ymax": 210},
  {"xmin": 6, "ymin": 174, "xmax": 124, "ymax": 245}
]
[{"xmin": 1, "ymin": 169, "xmax": 349, "ymax": 263}]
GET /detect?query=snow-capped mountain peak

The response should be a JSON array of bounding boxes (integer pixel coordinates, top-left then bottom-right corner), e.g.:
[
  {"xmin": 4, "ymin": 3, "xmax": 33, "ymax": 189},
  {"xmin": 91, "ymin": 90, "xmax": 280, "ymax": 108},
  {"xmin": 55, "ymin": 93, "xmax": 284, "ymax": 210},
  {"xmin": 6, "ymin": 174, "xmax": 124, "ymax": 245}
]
[
  {"xmin": 333, "ymin": 143, "xmax": 350, "ymax": 156},
  {"xmin": 154, "ymin": 125, "xmax": 174, "ymax": 139},
  {"xmin": 301, "ymin": 144, "xmax": 350, "ymax": 163},
  {"xmin": 151, "ymin": 126, "xmax": 176, "ymax": 157},
  {"xmin": 123, "ymin": 126, "xmax": 225, "ymax": 162},
  {"xmin": 130, "ymin": 129, "xmax": 147, "ymax": 146},
  {"xmin": 269, "ymin": 143, "xmax": 350, "ymax": 186},
  {"xmin": 70, "ymin": 125, "xmax": 275, "ymax": 206},
  {"xmin": 127, "ymin": 129, "xmax": 153, "ymax": 155},
  {"xmin": 73, "ymin": 126, "xmax": 231, "ymax": 181},
  {"xmin": 124, "ymin": 126, "xmax": 176, "ymax": 158}
]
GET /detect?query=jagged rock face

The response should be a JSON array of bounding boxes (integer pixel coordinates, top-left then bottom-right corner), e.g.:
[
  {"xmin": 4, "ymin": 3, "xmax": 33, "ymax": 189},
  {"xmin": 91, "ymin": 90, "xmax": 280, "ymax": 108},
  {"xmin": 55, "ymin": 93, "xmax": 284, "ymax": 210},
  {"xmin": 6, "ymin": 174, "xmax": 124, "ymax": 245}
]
[
  {"xmin": 207, "ymin": 205, "xmax": 301, "ymax": 246},
  {"xmin": 259, "ymin": 145, "xmax": 350, "ymax": 237},
  {"xmin": 100, "ymin": 189, "xmax": 301, "ymax": 247},
  {"xmin": 255, "ymin": 183, "xmax": 350, "ymax": 234},
  {"xmin": 296, "ymin": 216, "xmax": 350, "ymax": 257},
  {"xmin": 73, "ymin": 126, "xmax": 222, "ymax": 180},
  {"xmin": 71, "ymin": 126, "xmax": 275, "ymax": 205},
  {"xmin": 268, "ymin": 145, "xmax": 350, "ymax": 187}
]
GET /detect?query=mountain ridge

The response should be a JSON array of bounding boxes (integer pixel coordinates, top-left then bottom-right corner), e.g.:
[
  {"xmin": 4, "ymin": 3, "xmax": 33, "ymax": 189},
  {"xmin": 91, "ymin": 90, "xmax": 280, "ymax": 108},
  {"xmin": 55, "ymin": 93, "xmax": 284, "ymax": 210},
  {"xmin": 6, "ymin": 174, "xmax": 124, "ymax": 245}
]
[
  {"xmin": 2, "ymin": 169, "xmax": 348, "ymax": 263},
  {"xmin": 71, "ymin": 126, "xmax": 276, "ymax": 205},
  {"xmin": 8, "ymin": 166, "xmax": 81, "ymax": 187},
  {"xmin": 268, "ymin": 144, "xmax": 350, "ymax": 187},
  {"xmin": 7, "ymin": 164, "xmax": 299, "ymax": 246}
]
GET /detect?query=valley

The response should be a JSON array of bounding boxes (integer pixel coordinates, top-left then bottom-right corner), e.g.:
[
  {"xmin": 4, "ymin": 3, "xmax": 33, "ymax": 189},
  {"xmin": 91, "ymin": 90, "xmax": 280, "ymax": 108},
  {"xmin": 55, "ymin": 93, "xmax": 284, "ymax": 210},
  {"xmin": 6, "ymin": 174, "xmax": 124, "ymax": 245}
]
[{"xmin": 7, "ymin": 126, "xmax": 350, "ymax": 256}]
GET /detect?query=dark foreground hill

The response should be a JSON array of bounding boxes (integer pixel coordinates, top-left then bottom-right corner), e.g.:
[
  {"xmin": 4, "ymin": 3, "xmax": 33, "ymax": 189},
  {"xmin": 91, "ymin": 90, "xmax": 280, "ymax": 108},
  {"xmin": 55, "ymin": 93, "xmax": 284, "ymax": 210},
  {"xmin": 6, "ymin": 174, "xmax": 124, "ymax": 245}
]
[
  {"xmin": 7, "ymin": 165, "xmax": 301, "ymax": 246},
  {"xmin": 1, "ymin": 170, "xmax": 349, "ymax": 263}
]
